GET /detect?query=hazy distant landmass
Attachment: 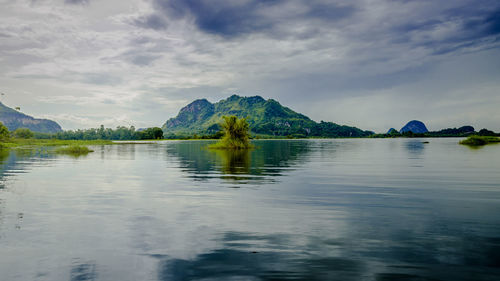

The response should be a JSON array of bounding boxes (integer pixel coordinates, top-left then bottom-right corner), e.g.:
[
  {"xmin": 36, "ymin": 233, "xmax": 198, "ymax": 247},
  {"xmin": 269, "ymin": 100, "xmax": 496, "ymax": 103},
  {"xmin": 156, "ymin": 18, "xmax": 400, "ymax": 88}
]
[
  {"xmin": 162, "ymin": 95, "xmax": 373, "ymax": 138},
  {"xmin": 380, "ymin": 120, "xmax": 496, "ymax": 138},
  {"xmin": 0, "ymin": 102, "xmax": 62, "ymax": 133},
  {"xmin": 400, "ymin": 120, "xmax": 429, "ymax": 134}
]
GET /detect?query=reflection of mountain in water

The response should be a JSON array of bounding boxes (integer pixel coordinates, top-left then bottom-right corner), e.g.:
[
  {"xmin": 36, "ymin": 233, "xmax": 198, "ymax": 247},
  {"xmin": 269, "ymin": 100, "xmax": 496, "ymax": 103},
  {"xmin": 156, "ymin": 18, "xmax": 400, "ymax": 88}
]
[
  {"xmin": 165, "ymin": 140, "xmax": 312, "ymax": 183},
  {"xmin": 404, "ymin": 140, "xmax": 427, "ymax": 164}
]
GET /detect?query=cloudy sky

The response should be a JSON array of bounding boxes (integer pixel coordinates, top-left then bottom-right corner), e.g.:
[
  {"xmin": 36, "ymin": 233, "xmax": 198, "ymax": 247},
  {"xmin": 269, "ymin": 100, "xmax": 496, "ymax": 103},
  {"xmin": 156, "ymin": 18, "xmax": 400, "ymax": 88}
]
[{"xmin": 0, "ymin": 0, "xmax": 499, "ymax": 132}]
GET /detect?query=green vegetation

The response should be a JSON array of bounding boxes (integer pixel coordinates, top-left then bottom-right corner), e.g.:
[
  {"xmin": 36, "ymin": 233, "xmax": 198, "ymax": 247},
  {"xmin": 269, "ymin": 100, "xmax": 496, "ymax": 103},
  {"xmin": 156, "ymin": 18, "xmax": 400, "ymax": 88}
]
[
  {"xmin": 163, "ymin": 95, "xmax": 373, "ymax": 138},
  {"xmin": 13, "ymin": 128, "xmax": 34, "ymax": 139},
  {"xmin": 459, "ymin": 136, "xmax": 500, "ymax": 146},
  {"xmin": 214, "ymin": 149, "xmax": 251, "ymax": 176},
  {"xmin": 55, "ymin": 145, "xmax": 94, "ymax": 156},
  {"xmin": 209, "ymin": 116, "xmax": 253, "ymax": 149},
  {"xmin": 138, "ymin": 127, "xmax": 164, "ymax": 140},
  {"xmin": 34, "ymin": 125, "xmax": 163, "ymax": 141},
  {"xmin": 1, "ymin": 138, "xmax": 112, "ymax": 148},
  {"xmin": 0, "ymin": 122, "xmax": 10, "ymax": 142}
]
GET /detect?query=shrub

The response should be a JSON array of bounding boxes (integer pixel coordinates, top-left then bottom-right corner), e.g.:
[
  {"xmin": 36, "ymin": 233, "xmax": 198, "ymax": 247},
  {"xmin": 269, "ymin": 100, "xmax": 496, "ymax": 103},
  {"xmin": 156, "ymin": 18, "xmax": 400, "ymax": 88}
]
[
  {"xmin": 0, "ymin": 122, "xmax": 10, "ymax": 142},
  {"xmin": 209, "ymin": 116, "xmax": 253, "ymax": 149},
  {"xmin": 459, "ymin": 135, "xmax": 500, "ymax": 146},
  {"xmin": 13, "ymin": 128, "xmax": 34, "ymax": 139},
  {"xmin": 55, "ymin": 145, "xmax": 94, "ymax": 156}
]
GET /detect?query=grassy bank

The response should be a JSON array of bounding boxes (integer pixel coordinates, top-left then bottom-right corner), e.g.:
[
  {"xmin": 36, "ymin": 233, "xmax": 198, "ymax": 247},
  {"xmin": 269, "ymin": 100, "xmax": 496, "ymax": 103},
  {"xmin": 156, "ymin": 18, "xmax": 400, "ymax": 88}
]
[
  {"xmin": 1, "ymin": 139, "xmax": 113, "ymax": 149},
  {"xmin": 459, "ymin": 136, "xmax": 500, "ymax": 146},
  {"xmin": 55, "ymin": 145, "xmax": 94, "ymax": 156}
]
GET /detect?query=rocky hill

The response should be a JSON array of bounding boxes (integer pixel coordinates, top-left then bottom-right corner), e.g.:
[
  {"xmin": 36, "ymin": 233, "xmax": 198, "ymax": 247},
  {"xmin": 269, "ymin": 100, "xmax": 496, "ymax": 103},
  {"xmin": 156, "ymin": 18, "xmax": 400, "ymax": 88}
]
[
  {"xmin": 0, "ymin": 102, "xmax": 62, "ymax": 133},
  {"xmin": 400, "ymin": 120, "xmax": 429, "ymax": 134},
  {"xmin": 163, "ymin": 95, "xmax": 373, "ymax": 138}
]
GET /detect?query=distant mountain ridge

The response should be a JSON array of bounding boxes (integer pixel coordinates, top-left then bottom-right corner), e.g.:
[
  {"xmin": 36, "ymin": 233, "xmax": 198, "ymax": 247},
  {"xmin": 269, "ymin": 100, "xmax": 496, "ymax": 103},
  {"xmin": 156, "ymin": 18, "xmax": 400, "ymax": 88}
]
[
  {"xmin": 162, "ymin": 95, "xmax": 373, "ymax": 137},
  {"xmin": 0, "ymin": 102, "xmax": 62, "ymax": 133}
]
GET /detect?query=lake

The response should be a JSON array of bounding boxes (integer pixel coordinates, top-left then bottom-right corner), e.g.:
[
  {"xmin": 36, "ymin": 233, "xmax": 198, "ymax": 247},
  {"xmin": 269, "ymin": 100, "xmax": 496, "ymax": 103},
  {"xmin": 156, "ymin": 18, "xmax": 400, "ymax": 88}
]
[{"xmin": 1, "ymin": 139, "xmax": 500, "ymax": 281}]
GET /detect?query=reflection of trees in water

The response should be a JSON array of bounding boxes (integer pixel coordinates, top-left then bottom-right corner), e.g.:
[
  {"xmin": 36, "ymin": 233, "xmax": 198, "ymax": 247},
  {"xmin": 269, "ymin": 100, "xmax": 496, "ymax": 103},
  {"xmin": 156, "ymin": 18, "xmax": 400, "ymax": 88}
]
[
  {"xmin": 0, "ymin": 148, "xmax": 54, "ymax": 189},
  {"xmin": 165, "ymin": 141, "xmax": 216, "ymax": 178},
  {"xmin": 215, "ymin": 149, "xmax": 250, "ymax": 174},
  {"xmin": 251, "ymin": 140, "xmax": 311, "ymax": 176},
  {"xmin": 165, "ymin": 140, "xmax": 312, "ymax": 183},
  {"xmin": 213, "ymin": 149, "xmax": 253, "ymax": 183}
]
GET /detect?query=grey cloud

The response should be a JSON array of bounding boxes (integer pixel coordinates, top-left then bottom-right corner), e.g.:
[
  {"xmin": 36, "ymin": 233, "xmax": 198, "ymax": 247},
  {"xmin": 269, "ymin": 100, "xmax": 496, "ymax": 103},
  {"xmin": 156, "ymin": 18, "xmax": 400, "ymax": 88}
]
[
  {"xmin": 148, "ymin": 0, "xmax": 356, "ymax": 38},
  {"xmin": 64, "ymin": 0, "xmax": 89, "ymax": 5},
  {"xmin": 80, "ymin": 73, "xmax": 122, "ymax": 85},
  {"xmin": 130, "ymin": 54, "xmax": 162, "ymax": 66},
  {"xmin": 101, "ymin": 49, "xmax": 163, "ymax": 67},
  {"xmin": 133, "ymin": 14, "xmax": 168, "ymax": 30}
]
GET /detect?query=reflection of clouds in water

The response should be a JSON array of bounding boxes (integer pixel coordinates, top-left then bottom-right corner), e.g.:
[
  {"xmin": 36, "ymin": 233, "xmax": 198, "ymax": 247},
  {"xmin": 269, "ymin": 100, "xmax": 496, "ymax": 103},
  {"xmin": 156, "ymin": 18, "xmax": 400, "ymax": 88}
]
[
  {"xmin": 165, "ymin": 140, "xmax": 312, "ymax": 184},
  {"xmin": 155, "ymin": 229, "xmax": 500, "ymax": 281},
  {"xmin": 156, "ymin": 231, "xmax": 365, "ymax": 281},
  {"xmin": 1, "ymin": 139, "xmax": 499, "ymax": 280},
  {"xmin": 0, "ymin": 149, "xmax": 56, "ymax": 189},
  {"xmin": 70, "ymin": 260, "xmax": 97, "ymax": 281}
]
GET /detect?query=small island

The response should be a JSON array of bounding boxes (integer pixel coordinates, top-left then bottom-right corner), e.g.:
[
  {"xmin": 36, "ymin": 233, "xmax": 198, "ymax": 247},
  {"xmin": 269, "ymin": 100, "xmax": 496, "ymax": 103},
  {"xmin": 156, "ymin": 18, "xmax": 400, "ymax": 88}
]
[
  {"xmin": 459, "ymin": 136, "xmax": 500, "ymax": 146},
  {"xmin": 55, "ymin": 145, "xmax": 94, "ymax": 156},
  {"xmin": 209, "ymin": 116, "xmax": 253, "ymax": 149}
]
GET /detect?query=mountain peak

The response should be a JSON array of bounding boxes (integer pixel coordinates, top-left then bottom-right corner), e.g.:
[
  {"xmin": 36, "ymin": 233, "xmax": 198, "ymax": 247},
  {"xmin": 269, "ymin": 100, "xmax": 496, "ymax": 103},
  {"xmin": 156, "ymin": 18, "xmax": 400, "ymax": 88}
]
[
  {"xmin": 0, "ymin": 102, "xmax": 62, "ymax": 133},
  {"xmin": 163, "ymin": 95, "xmax": 372, "ymax": 138},
  {"xmin": 166, "ymin": 98, "xmax": 215, "ymax": 128},
  {"xmin": 186, "ymin": 98, "xmax": 212, "ymax": 107},
  {"xmin": 400, "ymin": 120, "xmax": 428, "ymax": 134}
]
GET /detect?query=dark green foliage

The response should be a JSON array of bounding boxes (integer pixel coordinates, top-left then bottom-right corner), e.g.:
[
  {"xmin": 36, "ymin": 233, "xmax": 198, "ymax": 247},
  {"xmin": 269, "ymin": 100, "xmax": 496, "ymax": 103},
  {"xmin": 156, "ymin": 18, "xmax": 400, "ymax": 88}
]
[
  {"xmin": 162, "ymin": 95, "xmax": 372, "ymax": 138},
  {"xmin": 478, "ymin": 128, "xmax": 497, "ymax": 136},
  {"xmin": 0, "ymin": 122, "xmax": 10, "ymax": 141},
  {"xmin": 13, "ymin": 128, "xmax": 34, "ymax": 139},
  {"xmin": 388, "ymin": 129, "xmax": 402, "ymax": 137},
  {"xmin": 428, "ymin": 126, "xmax": 475, "ymax": 137},
  {"xmin": 137, "ymin": 127, "xmax": 163, "ymax": 140},
  {"xmin": 0, "ymin": 102, "xmax": 62, "ymax": 133},
  {"xmin": 310, "ymin": 121, "xmax": 372, "ymax": 137},
  {"xmin": 209, "ymin": 116, "xmax": 253, "ymax": 149},
  {"xmin": 163, "ymin": 131, "xmax": 223, "ymax": 140},
  {"xmin": 33, "ymin": 125, "xmax": 163, "ymax": 141},
  {"xmin": 51, "ymin": 126, "xmax": 138, "ymax": 140},
  {"xmin": 459, "ymin": 136, "xmax": 500, "ymax": 146}
]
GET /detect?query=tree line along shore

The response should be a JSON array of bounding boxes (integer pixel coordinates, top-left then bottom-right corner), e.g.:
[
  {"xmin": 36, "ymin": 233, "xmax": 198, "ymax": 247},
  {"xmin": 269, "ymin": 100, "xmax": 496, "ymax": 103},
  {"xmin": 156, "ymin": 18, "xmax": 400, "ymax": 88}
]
[{"xmin": 1, "ymin": 118, "xmax": 499, "ymax": 152}]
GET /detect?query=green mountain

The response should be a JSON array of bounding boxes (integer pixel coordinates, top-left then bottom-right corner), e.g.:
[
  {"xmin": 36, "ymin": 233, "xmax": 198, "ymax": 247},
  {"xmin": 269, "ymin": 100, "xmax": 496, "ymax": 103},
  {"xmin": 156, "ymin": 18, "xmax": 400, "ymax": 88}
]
[
  {"xmin": 0, "ymin": 102, "xmax": 62, "ymax": 133},
  {"xmin": 162, "ymin": 95, "xmax": 373, "ymax": 138}
]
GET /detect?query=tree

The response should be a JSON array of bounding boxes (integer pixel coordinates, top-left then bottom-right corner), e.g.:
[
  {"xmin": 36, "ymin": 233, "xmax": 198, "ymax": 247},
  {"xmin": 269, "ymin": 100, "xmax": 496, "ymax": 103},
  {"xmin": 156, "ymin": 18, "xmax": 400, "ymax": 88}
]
[
  {"xmin": 137, "ymin": 127, "xmax": 164, "ymax": 140},
  {"xmin": 210, "ymin": 116, "xmax": 252, "ymax": 149},
  {"xmin": 13, "ymin": 128, "xmax": 34, "ymax": 139},
  {"xmin": 0, "ymin": 122, "xmax": 10, "ymax": 141},
  {"xmin": 478, "ymin": 128, "xmax": 496, "ymax": 136}
]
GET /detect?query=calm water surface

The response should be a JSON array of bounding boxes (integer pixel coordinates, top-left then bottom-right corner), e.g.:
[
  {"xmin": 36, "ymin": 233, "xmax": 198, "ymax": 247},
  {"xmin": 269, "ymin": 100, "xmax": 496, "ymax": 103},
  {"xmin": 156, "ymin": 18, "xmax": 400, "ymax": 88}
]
[{"xmin": 0, "ymin": 139, "xmax": 499, "ymax": 280}]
